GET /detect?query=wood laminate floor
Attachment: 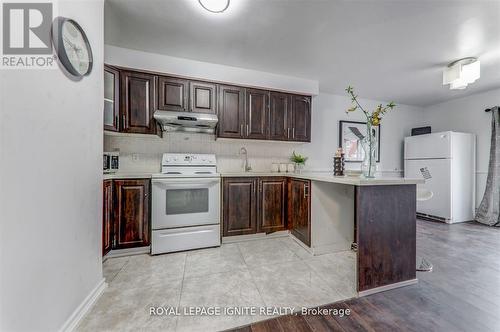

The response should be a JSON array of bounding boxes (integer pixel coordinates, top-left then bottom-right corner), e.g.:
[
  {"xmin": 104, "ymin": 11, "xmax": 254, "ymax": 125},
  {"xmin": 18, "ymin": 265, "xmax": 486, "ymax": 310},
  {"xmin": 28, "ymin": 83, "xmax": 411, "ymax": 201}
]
[{"xmin": 228, "ymin": 219, "xmax": 500, "ymax": 332}]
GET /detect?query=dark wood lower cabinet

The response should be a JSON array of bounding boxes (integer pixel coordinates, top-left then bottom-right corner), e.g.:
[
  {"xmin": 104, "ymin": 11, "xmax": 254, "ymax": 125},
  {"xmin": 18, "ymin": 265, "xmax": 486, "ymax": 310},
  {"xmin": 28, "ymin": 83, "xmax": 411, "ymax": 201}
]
[
  {"xmin": 222, "ymin": 177, "xmax": 310, "ymax": 239},
  {"xmin": 102, "ymin": 180, "xmax": 113, "ymax": 256},
  {"xmin": 288, "ymin": 178, "xmax": 311, "ymax": 246},
  {"xmin": 113, "ymin": 179, "xmax": 151, "ymax": 249},
  {"xmin": 222, "ymin": 177, "xmax": 258, "ymax": 236},
  {"xmin": 258, "ymin": 177, "xmax": 287, "ymax": 233}
]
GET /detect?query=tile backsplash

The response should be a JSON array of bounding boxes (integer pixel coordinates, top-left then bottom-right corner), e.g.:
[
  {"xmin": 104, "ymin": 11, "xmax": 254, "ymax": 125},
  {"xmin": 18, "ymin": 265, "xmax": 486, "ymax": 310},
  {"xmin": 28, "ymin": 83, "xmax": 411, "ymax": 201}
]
[
  {"xmin": 104, "ymin": 132, "xmax": 307, "ymax": 173},
  {"xmin": 104, "ymin": 132, "xmax": 403, "ymax": 177}
]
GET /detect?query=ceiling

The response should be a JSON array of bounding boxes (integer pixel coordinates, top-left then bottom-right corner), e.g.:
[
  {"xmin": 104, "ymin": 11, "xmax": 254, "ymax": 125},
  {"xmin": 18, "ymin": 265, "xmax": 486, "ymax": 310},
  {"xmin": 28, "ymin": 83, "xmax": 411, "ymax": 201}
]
[{"xmin": 104, "ymin": 0, "xmax": 500, "ymax": 107}]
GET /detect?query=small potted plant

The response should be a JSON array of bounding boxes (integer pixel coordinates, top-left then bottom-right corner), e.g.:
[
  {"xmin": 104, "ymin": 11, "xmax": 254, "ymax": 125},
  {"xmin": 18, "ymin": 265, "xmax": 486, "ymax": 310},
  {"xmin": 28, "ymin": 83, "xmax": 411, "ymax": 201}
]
[{"xmin": 290, "ymin": 151, "xmax": 308, "ymax": 173}]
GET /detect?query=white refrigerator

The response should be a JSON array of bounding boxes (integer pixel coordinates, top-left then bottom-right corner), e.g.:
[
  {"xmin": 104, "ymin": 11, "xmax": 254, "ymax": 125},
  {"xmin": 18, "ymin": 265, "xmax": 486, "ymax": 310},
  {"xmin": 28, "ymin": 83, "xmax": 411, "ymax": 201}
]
[{"xmin": 404, "ymin": 131, "xmax": 476, "ymax": 223}]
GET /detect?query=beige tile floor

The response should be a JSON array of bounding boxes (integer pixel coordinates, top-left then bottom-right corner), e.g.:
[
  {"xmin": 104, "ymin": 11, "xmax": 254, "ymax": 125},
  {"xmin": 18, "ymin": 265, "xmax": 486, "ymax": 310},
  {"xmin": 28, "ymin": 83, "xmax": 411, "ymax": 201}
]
[{"xmin": 76, "ymin": 237, "xmax": 357, "ymax": 332}]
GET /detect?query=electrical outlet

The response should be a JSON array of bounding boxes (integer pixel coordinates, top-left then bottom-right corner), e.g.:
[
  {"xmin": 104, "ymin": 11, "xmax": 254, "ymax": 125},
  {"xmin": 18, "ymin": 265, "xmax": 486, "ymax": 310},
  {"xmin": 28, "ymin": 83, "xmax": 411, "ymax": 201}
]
[{"xmin": 132, "ymin": 154, "xmax": 139, "ymax": 162}]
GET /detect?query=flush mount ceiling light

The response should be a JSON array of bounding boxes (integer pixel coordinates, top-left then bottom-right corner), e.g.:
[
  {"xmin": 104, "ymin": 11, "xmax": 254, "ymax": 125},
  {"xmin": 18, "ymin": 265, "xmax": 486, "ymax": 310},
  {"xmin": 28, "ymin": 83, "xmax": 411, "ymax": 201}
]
[
  {"xmin": 198, "ymin": 0, "xmax": 230, "ymax": 13},
  {"xmin": 443, "ymin": 57, "xmax": 480, "ymax": 90}
]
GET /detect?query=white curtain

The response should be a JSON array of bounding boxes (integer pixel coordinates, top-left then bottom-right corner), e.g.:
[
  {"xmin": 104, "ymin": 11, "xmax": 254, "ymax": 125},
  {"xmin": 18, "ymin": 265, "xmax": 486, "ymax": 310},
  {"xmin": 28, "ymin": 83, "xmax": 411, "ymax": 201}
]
[{"xmin": 475, "ymin": 107, "xmax": 500, "ymax": 226}]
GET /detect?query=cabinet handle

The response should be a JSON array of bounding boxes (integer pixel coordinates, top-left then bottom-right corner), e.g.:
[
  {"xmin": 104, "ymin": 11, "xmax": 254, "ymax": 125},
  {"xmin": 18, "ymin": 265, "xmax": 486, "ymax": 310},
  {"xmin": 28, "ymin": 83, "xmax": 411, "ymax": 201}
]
[
  {"xmin": 292, "ymin": 127, "xmax": 295, "ymax": 138},
  {"xmin": 122, "ymin": 115, "xmax": 127, "ymax": 129},
  {"xmin": 304, "ymin": 183, "xmax": 309, "ymax": 198},
  {"xmin": 246, "ymin": 124, "xmax": 249, "ymax": 136},
  {"xmin": 115, "ymin": 115, "xmax": 119, "ymax": 128},
  {"xmin": 240, "ymin": 124, "xmax": 244, "ymax": 137}
]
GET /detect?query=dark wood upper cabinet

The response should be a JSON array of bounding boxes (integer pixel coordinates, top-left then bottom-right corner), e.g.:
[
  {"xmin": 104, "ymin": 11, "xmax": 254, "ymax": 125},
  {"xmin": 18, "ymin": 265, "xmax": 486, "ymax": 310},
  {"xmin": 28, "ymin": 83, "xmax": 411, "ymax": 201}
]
[
  {"xmin": 269, "ymin": 92, "xmax": 291, "ymax": 141},
  {"xmin": 120, "ymin": 71, "xmax": 157, "ymax": 135},
  {"xmin": 245, "ymin": 88, "xmax": 269, "ymax": 139},
  {"xmin": 223, "ymin": 177, "xmax": 257, "ymax": 236},
  {"xmin": 103, "ymin": 180, "xmax": 113, "ymax": 256},
  {"xmin": 258, "ymin": 177, "xmax": 287, "ymax": 233},
  {"xmin": 290, "ymin": 95, "xmax": 311, "ymax": 142},
  {"xmin": 288, "ymin": 178, "xmax": 311, "ymax": 246},
  {"xmin": 106, "ymin": 65, "xmax": 312, "ymax": 141},
  {"xmin": 190, "ymin": 81, "xmax": 217, "ymax": 114},
  {"xmin": 157, "ymin": 76, "xmax": 189, "ymax": 112},
  {"xmin": 218, "ymin": 85, "xmax": 245, "ymax": 139},
  {"xmin": 104, "ymin": 65, "xmax": 120, "ymax": 132},
  {"xmin": 113, "ymin": 179, "xmax": 150, "ymax": 249}
]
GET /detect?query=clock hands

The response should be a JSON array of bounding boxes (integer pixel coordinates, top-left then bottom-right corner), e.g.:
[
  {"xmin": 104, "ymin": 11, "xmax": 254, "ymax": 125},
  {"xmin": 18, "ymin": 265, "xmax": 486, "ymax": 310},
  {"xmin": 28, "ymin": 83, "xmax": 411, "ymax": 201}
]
[{"xmin": 63, "ymin": 36, "xmax": 83, "ymax": 53}]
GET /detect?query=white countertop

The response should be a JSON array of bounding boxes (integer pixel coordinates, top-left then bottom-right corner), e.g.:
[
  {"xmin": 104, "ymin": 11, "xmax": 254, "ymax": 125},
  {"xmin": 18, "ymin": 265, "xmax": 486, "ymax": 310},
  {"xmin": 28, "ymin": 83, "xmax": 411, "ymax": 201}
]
[
  {"xmin": 103, "ymin": 171, "xmax": 423, "ymax": 186},
  {"xmin": 220, "ymin": 171, "xmax": 424, "ymax": 186},
  {"xmin": 103, "ymin": 172, "xmax": 152, "ymax": 180}
]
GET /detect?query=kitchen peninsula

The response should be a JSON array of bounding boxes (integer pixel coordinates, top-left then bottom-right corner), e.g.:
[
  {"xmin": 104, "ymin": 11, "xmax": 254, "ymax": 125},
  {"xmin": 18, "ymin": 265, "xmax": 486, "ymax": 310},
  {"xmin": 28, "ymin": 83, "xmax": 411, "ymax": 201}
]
[{"xmin": 221, "ymin": 171, "xmax": 423, "ymax": 296}]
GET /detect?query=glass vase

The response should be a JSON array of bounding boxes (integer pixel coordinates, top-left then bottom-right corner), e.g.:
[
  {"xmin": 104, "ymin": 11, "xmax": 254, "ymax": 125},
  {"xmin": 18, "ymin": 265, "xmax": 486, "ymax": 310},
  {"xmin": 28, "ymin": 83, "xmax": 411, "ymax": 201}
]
[{"xmin": 361, "ymin": 123, "xmax": 377, "ymax": 178}]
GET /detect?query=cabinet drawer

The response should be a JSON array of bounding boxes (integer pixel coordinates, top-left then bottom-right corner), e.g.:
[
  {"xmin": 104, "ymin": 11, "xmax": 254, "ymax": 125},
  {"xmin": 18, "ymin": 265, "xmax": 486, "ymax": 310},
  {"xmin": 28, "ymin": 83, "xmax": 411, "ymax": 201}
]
[{"xmin": 151, "ymin": 225, "xmax": 220, "ymax": 254}]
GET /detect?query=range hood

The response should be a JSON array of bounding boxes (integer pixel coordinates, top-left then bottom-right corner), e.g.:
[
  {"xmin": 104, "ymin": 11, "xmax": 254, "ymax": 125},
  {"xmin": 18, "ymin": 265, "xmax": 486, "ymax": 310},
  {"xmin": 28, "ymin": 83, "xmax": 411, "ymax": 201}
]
[{"xmin": 153, "ymin": 110, "xmax": 218, "ymax": 134}]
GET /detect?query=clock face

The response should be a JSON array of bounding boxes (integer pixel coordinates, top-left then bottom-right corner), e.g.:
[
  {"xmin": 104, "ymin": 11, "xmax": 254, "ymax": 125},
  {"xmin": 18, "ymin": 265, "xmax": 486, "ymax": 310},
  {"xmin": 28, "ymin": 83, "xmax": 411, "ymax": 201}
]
[
  {"xmin": 53, "ymin": 17, "xmax": 93, "ymax": 77},
  {"xmin": 62, "ymin": 21, "xmax": 90, "ymax": 76}
]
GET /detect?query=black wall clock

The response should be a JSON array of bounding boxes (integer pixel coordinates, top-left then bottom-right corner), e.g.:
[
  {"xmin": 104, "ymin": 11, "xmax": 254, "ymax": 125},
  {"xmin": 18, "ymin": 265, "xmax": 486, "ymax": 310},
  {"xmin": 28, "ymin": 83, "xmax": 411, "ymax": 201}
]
[{"xmin": 52, "ymin": 17, "xmax": 93, "ymax": 77}]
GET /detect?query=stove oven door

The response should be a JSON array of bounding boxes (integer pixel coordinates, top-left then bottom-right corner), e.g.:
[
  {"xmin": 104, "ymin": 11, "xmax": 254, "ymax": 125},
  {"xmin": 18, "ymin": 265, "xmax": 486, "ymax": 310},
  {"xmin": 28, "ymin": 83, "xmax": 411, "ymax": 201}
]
[{"xmin": 152, "ymin": 177, "xmax": 220, "ymax": 229}]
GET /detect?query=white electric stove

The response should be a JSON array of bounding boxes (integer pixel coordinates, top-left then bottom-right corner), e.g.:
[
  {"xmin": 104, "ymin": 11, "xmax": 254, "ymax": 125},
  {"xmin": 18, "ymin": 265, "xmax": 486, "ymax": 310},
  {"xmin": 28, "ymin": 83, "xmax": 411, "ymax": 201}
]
[{"xmin": 151, "ymin": 153, "xmax": 220, "ymax": 255}]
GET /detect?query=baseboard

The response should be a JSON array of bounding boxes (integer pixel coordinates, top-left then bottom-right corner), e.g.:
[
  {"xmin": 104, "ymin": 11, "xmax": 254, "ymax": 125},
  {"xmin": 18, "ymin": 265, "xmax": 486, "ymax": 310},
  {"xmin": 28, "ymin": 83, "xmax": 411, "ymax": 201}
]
[
  {"xmin": 59, "ymin": 278, "xmax": 107, "ymax": 332},
  {"xmin": 358, "ymin": 278, "xmax": 418, "ymax": 297},
  {"xmin": 222, "ymin": 231, "xmax": 289, "ymax": 243},
  {"xmin": 104, "ymin": 246, "xmax": 150, "ymax": 261},
  {"xmin": 288, "ymin": 233, "xmax": 313, "ymax": 254},
  {"xmin": 312, "ymin": 241, "xmax": 351, "ymax": 256}
]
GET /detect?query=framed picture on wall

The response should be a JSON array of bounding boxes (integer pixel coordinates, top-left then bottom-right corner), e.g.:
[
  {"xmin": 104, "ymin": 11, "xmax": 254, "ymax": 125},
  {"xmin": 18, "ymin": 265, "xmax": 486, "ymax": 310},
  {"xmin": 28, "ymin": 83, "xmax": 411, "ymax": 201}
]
[{"xmin": 339, "ymin": 120, "xmax": 381, "ymax": 162}]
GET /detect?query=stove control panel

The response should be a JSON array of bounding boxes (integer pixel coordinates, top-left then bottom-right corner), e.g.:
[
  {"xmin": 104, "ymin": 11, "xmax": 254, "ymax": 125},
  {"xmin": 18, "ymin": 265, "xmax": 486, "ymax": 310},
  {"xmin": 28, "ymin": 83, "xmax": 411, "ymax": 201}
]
[{"xmin": 162, "ymin": 153, "xmax": 216, "ymax": 166}]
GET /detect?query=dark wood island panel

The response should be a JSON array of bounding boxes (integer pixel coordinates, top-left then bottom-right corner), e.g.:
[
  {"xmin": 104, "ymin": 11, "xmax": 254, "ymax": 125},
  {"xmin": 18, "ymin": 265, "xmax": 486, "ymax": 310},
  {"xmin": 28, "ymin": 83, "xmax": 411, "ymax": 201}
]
[{"xmin": 355, "ymin": 184, "xmax": 417, "ymax": 294}]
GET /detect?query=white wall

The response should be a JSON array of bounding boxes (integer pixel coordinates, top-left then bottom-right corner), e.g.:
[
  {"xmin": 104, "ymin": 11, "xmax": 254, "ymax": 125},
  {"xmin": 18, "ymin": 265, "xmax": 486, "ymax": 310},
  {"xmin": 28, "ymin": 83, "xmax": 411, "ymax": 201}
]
[
  {"xmin": 105, "ymin": 45, "xmax": 319, "ymax": 96},
  {"xmin": 301, "ymin": 93, "xmax": 424, "ymax": 173},
  {"xmin": 0, "ymin": 1, "xmax": 104, "ymax": 331},
  {"xmin": 422, "ymin": 88, "xmax": 500, "ymax": 207}
]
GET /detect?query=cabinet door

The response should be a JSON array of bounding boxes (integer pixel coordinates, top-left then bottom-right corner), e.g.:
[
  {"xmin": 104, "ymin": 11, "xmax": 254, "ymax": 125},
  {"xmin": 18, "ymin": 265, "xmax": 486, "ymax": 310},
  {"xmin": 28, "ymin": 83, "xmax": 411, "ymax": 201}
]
[
  {"xmin": 245, "ymin": 88, "xmax": 269, "ymax": 139},
  {"xmin": 218, "ymin": 85, "xmax": 245, "ymax": 138},
  {"xmin": 103, "ymin": 180, "xmax": 113, "ymax": 256},
  {"xmin": 288, "ymin": 178, "xmax": 311, "ymax": 246},
  {"xmin": 290, "ymin": 95, "xmax": 311, "ymax": 142},
  {"xmin": 157, "ymin": 76, "xmax": 189, "ymax": 112},
  {"xmin": 113, "ymin": 179, "xmax": 150, "ymax": 249},
  {"xmin": 104, "ymin": 65, "xmax": 119, "ymax": 132},
  {"xmin": 120, "ymin": 71, "xmax": 157, "ymax": 134},
  {"xmin": 223, "ymin": 177, "xmax": 257, "ymax": 236},
  {"xmin": 190, "ymin": 81, "xmax": 217, "ymax": 114},
  {"xmin": 258, "ymin": 177, "xmax": 287, "ymax": 233},
  {"xmin": 269, "ymin": 92, "xmax": 291, "ymax": 141}
]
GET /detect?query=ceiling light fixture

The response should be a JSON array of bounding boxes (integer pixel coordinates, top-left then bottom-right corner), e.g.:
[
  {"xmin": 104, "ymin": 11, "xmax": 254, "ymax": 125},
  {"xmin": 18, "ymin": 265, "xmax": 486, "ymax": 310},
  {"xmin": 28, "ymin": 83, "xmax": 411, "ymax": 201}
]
[
  {"xmin": 198, "ymin": 0, "xmax": 230, "ymax": 13},
  {"xmin": 443, "ymin": 57, "xmax": 480, "ymax": 90}
]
